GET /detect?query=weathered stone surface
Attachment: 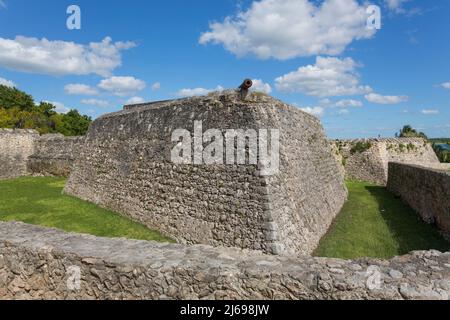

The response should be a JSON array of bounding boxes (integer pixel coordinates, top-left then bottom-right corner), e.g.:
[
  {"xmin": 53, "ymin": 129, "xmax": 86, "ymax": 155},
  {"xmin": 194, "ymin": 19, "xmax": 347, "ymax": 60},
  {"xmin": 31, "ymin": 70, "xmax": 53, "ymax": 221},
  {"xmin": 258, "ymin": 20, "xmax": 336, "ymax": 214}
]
[
  {"xmin": 331, "ymin": 138, "xmax": 443, "ymax": 185},
  {"xmin": 0, "ymin": 222, "xmax": 449, "ymax": 300},
  {"xmin": 27, "ymin": 134, "xmax": 84, "ymax": 177},
  {"xmin": 64, "ymin": 91, "xmax": 347, "ymax": 255},
  {"xmin": 387, "ymin": 163, "xmax": 450, "ymax": 237},
  {"xmin": 0, "ymin": 129, "xmax": 39, "ymax": 179},
  {"xmin": 0, "ymin": 129, "xmax": 83, "ymax": 179}
]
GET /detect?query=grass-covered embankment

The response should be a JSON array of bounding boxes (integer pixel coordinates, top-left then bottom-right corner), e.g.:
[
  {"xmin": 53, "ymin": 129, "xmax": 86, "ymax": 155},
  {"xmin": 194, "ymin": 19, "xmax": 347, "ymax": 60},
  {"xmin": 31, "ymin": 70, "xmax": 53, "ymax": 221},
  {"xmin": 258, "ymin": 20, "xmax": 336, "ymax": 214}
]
[
  {"xmin": 0, "ymin": 177, "xmax": 173, "ymax": 242},
  {"xmin": 315, "ymin": 181, "xmax": 449, "ymax": 259}
]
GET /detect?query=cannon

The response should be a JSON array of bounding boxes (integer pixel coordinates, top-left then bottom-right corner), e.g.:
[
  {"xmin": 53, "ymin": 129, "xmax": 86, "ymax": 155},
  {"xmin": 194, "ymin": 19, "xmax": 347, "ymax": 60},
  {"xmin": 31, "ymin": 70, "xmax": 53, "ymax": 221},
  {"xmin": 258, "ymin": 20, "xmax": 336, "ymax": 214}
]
[{"xmin": 238, "ymin": 79, "xmax": 253, "ymax": 100}]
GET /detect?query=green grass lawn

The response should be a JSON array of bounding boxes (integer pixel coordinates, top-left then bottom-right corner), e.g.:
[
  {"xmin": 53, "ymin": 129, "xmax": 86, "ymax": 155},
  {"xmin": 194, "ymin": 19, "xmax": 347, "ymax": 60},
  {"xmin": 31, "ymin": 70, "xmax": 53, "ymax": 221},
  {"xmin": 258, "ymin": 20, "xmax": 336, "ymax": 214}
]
[
  {"xmin": 0, "ymin": 177, "xmax": 173, "ymax": 242},
  {"xmin": 1, "ymin": 177, "xmax": 448, "ymax": 259},
  {"xmin": 315, "ymin": 181, "xmax": 449, "ymax": 259}
]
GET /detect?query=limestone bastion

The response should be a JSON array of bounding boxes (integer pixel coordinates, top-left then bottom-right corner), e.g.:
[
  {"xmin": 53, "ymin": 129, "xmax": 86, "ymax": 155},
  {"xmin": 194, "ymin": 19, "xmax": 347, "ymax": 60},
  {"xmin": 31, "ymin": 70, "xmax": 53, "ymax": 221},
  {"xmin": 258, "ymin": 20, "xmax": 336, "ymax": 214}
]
[
  {"xmin": 64, "ymin": 90, "xmax": 348, "ymax": 255},
  {"xmin": 0, "ymin": 129, "xmax": 84, "ymax": 179},
  {"xmin": 330, "ymin": 138, "xmax": 443, "ymax": 186}
]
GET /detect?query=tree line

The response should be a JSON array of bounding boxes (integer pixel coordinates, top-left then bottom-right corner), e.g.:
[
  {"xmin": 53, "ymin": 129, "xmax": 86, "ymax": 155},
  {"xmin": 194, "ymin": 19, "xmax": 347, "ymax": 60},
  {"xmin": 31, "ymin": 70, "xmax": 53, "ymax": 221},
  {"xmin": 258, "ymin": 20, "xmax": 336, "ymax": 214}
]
[
  {"xmin": 0, "ymin": 85, "xmax": 91, "ymax": 136},
  {"xmin": 396, "ymin": 125, "xmax": 449, "ymax": 163}
]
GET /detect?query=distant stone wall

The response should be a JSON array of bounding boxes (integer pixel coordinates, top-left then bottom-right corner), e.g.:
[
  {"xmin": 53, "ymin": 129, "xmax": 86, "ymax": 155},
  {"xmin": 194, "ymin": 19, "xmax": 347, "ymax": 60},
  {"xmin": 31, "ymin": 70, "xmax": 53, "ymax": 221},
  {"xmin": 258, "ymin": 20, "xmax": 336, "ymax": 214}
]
[
  {"xmin": 0, "ymin": 129, "xmax": 83, "ymax": 179},
  {"xmin": 0, "ymin": 129, "xmax": 39, "ymax": 179},
  {"xmin": 0, "ymin": 222, "xmax": 449, "ymax": 300},
  {"xmin": 65, "ymin": 91, "xmax": 347, "ymax": 255},
  {"xmin": 332, "ymin": 138, "xmax": 441, "ymax": 185},
  {"xmin": 387, "ymin": 163, "xmax": 450, "ymax": 237},
  {"xmin": 27, "ymin": 134, "xmax": 84, "ymax": 177}
]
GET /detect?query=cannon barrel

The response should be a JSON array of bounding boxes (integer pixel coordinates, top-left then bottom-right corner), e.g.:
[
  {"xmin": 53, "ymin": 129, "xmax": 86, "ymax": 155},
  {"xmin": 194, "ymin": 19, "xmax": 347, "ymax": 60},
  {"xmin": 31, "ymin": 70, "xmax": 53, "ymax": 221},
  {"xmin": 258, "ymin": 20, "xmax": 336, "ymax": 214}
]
[{"xmin": 239, "ymin": 79, "xmax": 253, "ymax": 90}]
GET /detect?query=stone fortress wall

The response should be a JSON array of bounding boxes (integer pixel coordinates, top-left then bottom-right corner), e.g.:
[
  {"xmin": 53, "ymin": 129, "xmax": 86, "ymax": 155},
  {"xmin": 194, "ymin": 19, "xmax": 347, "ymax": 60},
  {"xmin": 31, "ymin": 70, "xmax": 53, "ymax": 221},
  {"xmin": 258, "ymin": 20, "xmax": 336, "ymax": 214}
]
[
  {"xmin": 64, "ymin": 91, "xmax": 348, "ymax": 256},
  {"xmin": 0, "ymin": 129, "xmax": 39, "ymax": 179},
  {"xmin": 27, "ymin": 134, "xmax": 84, "ymax": 177},
  {"xmin": 1, "ymin": 95, "xmax": 450, "ymax": 300},
  {"xmin": 331, "ymin": 138, "xmax": 443, "ymax": 185},
  {"xmin": 1, "ymin": 222, "xmax": 449, "ymax": 300},
  {"xmin": 0, "ymin": 129, "xmax": 83, "ymax": 179},
  {"xmin": 388, "ymin": 163, "xmax": 450, "ymax": 238}
]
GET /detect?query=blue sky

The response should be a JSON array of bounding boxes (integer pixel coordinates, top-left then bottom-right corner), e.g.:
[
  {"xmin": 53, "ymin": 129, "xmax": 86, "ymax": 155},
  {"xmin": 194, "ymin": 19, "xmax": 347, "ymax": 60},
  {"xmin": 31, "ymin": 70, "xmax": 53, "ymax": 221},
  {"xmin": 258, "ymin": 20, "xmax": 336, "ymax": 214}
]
[{"xmin": 0, "ymin": 0, "xmax": 448, "ymax": 138}]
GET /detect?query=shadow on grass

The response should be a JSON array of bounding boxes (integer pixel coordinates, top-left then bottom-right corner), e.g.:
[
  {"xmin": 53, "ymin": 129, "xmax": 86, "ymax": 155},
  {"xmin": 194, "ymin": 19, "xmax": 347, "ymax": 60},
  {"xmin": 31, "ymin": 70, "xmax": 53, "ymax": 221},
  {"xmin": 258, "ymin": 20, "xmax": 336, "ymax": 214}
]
[{"xmin": 365, "ymin": 185, "xmax": 449, "ymax": 255}]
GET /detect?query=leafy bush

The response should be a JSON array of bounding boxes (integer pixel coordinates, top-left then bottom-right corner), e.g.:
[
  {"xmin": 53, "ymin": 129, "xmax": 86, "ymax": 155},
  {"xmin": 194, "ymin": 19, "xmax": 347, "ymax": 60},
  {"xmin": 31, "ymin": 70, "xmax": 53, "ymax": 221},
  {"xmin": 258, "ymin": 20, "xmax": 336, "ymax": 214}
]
[
  {"xmin": 406, "ymin": 143, "xmax": 416, "ymax": 152},
  {"xmin": 396, "ymin": 125, "xmax": 428, "ymax": 139},
  {"xmin": 0, "ymin": 85, "xmax": 91, "ymax": 136},
  {"xmin": 350, "ymin": 141, "xmax": 372, "ymax": 154}
]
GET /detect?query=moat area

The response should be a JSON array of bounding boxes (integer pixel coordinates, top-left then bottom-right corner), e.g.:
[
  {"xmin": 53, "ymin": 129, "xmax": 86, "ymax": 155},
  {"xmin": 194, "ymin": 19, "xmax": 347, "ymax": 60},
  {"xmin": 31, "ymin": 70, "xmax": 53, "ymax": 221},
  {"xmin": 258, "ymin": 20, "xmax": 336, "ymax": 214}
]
[{"xmin": 1, "ymin": 177, "xmax": 447, "ymax": 260}]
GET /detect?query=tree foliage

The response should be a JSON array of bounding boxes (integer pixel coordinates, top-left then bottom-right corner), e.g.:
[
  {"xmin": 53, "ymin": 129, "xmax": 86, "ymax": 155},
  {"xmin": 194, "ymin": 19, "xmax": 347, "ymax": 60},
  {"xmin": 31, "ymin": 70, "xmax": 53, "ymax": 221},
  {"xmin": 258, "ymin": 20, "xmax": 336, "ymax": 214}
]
[
  {"xmin": 0, "ymin": 85, "xmax": 91, "ymax": 136},
  {"xmin": 396, "ymin": 125, "xmax": 428, "ymax": 139}
]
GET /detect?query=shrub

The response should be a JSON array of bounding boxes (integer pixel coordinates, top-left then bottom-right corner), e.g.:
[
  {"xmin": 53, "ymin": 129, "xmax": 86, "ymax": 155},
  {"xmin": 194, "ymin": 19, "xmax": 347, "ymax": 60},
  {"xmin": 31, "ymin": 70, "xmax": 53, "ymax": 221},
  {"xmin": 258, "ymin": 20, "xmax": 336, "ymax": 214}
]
[{"xmin": 350, "ymin": 141, "xmax": 372, "ymax": 154}]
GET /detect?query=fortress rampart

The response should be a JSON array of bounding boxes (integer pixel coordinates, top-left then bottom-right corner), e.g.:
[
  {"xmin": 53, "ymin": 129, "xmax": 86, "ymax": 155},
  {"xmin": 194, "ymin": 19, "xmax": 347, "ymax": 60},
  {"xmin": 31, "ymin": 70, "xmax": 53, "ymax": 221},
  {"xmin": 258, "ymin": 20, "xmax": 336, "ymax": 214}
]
[
  {"xmin": 27, "ymin": 134, "xmax": 84, "ymax": 177},
  {"xmin": 1, "ymin": 222, "xmax": 449, "ymax": 300},
  {"xmin": 0, "ymin": 129, "xmax": 83, "ymax": 179},
  {"xmin": 331, "ymin": 138, "xmax": 442, "ymax": 185},
  {"xmin": 388, "ymin": 163, "xmax": 450, "ymax": 238},
  {"xmin": 64, "ymin": 92, "xmax": 347, "ymax": 255},
  {"xmin": 0, "ymin": 129, "xmax": 39, "ymax": 179}
]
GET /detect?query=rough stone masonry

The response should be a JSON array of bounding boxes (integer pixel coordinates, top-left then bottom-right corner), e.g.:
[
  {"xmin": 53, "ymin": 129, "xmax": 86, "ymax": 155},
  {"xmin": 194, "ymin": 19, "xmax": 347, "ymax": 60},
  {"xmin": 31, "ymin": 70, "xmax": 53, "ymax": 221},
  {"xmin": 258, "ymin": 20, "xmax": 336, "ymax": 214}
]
[
  {"xmin": 0, "ymin": 129, "xmax": 39, "ymax": 179},
  {"xmin": 331, "ymin": 138, "xmax": 442, "ymax": 185},
  {"xmin": 1, "ymin": 222, "xmax": 449, "ymax": 300},
  {"xmin": 388, "ymin": 163, "xmax": 450, "ymax": 238},
  {"xmin": 64, "ymin": 91, "xmax": 348, "ymax": 255},
  {"xmin": 0, "ymin": 129, "xmax": 84, "ymax": 179}
]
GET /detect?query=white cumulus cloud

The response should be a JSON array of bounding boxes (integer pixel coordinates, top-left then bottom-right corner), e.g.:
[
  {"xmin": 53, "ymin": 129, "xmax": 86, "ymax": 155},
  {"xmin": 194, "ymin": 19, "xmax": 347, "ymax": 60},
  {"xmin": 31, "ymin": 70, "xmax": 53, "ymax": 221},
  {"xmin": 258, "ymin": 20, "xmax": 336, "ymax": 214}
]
[
  {"xmin": 177, "ymin": 85, "xmax": 224, "ymax": 97},
  {"xmin": 65, "ymin": 84, "xmax": 99, "ymax": 96},
  {"xmin": 44, "ymin": 101, "xmax": 70, "ymax": 114},
  {"xmin": 440, "ymin": 82, "xmax": 450, "ymax": 89},
  {"xmin": 300, "ymin": 106, "xmax": 324, "ymax": 117},
  {"xmin": 199, "ymin": 0, "xmax": 376, "ymax": 60},
  {"xmin": 0, "ymin": 36, "xmax": 136, "ymax": 77},
  {"xmin": 334, "ymin": 99, "xmax": 363, "ymax": 108},
  {"xmin": 275, "ymin": 56, "xmax": 372, "ymax": 97},
  {"xmin": 0, "ymin": 77, "xmax": 16, "ymax": 88},
  {"xmin": 125, "ymin": 96, "xmax": 145, "ymax": 104},
  {"xmin": 385, "ymin": 0, "xmax": 409, "ymax": 13},
  {"xmin": 421, "ymin": 109, "xmax": 439, "ymax": 115},
  {"xmin": 250, "ymin": 79, "xmax": 272, "ymax": 94},
  {"xmin": 98, "ymin": 76, "xmax": 146, "ymax": 97},
  {"xmin": 151, "ymin": 82, "xmax": 161, "ymax": 91},
  {"xmin": 81, "ymin": 99, "xmax": 109, "ymax": 108},
  {"xmin": 365, "ymin": 93, "xmax": 408, "ymax": 104}
]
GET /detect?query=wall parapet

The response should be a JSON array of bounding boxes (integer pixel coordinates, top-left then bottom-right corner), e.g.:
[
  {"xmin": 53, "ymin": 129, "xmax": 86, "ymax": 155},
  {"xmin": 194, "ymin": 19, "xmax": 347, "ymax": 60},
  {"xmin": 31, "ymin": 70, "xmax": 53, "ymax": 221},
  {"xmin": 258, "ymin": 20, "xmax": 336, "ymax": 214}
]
[
  {"xmin": 0, "ymin": 129, "xmax": 84, "ymax": 179},
  {"xmin": 331, "ymin": 138, "xmax": 441, "ymax": 185},
  {"xmin": 27, "ymin": 134, "xmax": 85, "ymax": 177},
  {"xmin": 387, "ymin": 162, "xmax": 450, "ymax": 237},
  {"xmin": 0, "ymin": 129, "xmax": 39, "ymax": 179},
  {"xmin": 0, "ymin": 222, "xmax": 449, "ymax": 300}
]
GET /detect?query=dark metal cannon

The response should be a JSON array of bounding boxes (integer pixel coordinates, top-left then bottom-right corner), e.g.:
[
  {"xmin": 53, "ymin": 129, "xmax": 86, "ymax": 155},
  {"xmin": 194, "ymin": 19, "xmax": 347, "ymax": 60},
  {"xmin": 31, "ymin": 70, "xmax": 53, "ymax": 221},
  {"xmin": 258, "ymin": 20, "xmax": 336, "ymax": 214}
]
[{"xmin": 238, "ymin": 79, "xmax": 253, "ymax": 100}]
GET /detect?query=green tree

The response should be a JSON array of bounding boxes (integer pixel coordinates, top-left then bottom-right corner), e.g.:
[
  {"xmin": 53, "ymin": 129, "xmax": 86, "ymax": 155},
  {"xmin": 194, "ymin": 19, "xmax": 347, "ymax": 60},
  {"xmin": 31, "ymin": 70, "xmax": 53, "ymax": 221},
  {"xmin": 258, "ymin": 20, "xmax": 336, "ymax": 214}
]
[
  {"xmin": 396, "ymin": 125, "xmax": 428, "ymax": 139},
  {"xmin": 0, "ymin": 85, "xmax": 92, "ymax": 136},
  {"xmin": 0, "ymin": 85, "xmax": 35, "ymax": 111},
  {"xmin": 56, "ymin": 110, "xmax": 92, "ymax": 136}
]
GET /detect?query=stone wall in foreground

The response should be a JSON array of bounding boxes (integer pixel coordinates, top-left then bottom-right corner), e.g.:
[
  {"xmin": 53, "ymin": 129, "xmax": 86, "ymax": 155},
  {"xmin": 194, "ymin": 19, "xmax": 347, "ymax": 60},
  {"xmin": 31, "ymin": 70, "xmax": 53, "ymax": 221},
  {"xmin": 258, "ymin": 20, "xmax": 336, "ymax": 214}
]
[
  {"xmin": 387, "ymin": 163, "xmax": 450, "ymax": 237},
  {"xmin": 332, "ymin": 138, "xmax": 442, "ymax": 185},
  {"xmin": 64, "ymin": 91, "xmax": 347, "ymax": 255},
  {"xmin": 0, "ymin": 129, "xmax": 39, "ymax": 179},
  {"xmin": 0, "ymin": 222, "xmax": 449, "ymax": 300}
]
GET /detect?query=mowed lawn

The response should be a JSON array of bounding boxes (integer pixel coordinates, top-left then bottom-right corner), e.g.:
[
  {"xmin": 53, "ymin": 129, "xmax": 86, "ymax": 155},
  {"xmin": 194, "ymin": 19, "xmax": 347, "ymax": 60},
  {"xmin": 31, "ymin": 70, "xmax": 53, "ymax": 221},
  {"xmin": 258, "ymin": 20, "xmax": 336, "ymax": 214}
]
[
  {"xmin": 315, "ymin": 181, "xmax": 449, "ymax": 259},
  {"xmin": 0, "ymin": 177, "xmax": 173, "ymax": 242}
]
